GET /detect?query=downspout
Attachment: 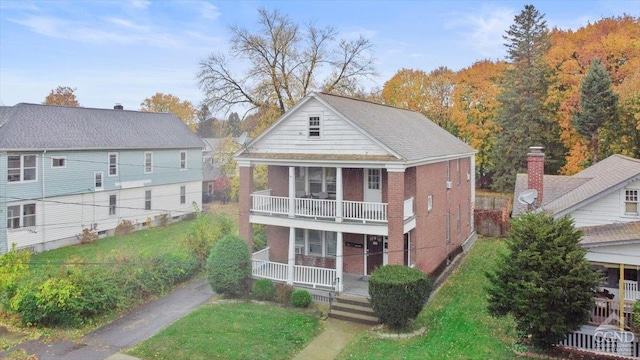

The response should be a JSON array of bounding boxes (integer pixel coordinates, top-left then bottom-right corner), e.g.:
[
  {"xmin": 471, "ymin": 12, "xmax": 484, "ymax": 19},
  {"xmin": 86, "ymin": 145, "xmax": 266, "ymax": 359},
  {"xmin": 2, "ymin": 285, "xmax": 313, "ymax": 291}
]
[{"xmin": 41, "ymin": 150, "xmax": 46, "ymax": 248}]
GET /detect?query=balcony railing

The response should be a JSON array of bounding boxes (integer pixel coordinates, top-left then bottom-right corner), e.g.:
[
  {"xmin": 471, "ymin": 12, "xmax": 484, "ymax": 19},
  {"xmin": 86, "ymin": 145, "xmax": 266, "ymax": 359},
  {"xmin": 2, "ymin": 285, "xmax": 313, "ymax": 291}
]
[
  {"xmin": 251, "ymin": 248, "xmax": 336, "ymax": 289},
  {"xmin": 589, "ymin": 298, "xmax": 635, "ymax": 328},
  {"xmin": 624, "ymin": 280, "xmax": 638, "ymax": 301},
  {"xmin": 250, "ymin": 191, "xmax": 416, "ymax": 223}
]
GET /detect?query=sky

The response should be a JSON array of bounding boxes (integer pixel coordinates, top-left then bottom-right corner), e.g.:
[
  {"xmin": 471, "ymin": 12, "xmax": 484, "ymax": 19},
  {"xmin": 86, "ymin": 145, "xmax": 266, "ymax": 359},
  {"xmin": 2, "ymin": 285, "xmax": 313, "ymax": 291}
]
[{"xmin": 1, "ymin": 0, "xmax": 638, "ymax": 116}]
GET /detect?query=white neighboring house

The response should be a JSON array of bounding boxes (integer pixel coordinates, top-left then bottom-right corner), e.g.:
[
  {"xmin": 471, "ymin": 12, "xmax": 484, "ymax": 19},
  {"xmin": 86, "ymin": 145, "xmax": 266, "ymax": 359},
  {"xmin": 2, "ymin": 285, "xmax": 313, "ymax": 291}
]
[{"xmin": 0, "ymin": 103, "xmax": 204, "ymax": 253}]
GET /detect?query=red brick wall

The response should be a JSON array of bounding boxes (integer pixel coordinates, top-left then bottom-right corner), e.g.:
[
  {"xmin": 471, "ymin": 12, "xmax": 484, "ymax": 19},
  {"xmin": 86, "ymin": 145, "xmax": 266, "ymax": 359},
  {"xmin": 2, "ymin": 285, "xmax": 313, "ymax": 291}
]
[
  {"xmin": 239, "ymin": 165, "xmax": 253, "ymax": 250},
  {"xmin": 387, "ymin": 170, "xmax": 405, "ymax": 266},
  {"xmin": 343, "ymin": 233, "xmax": 365, "ymax": 275},
  {"xmin": 268, "ymin": 165, "xmax": 289, "ymax": 197},
  {"xmin": 343, "ymin": 168, "xmax": 363, "ymax": 201},
  {"xmin": 267, "ymin": 225, "xmax": 289, "ymax": 263},
  {"xmin": 527, "ymin": 147, "xmax": 544, "ymax": 204}
]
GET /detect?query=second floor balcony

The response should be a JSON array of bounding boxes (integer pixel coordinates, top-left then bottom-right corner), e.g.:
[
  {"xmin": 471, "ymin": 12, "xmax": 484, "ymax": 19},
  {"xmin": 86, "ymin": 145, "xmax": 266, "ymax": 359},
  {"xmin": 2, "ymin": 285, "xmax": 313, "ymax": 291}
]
[{"xmin": 250, "ymin": 189, "xmax": 414, "ymax": 224}]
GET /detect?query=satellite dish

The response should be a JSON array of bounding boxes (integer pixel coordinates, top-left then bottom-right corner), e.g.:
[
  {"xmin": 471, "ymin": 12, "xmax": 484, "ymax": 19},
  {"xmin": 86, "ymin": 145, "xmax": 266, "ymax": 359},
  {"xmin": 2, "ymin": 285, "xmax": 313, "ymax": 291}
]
[
  {"xmin": 517, "ymin": 189, "xmax": 538, "ymax": 205},
  {"xmin": 236, "ymin": 132, "xmax": 248, "ymax": 146}
]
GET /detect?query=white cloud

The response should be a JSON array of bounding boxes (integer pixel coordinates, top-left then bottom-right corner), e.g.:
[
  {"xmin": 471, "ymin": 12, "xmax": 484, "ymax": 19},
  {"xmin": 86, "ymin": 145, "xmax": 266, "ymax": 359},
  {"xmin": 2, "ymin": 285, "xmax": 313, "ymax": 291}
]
[
  {"xmin": 129, "ymin": 0, "xmax": 151, "ymax": 9},
  {"xmin": 199, "ymin": 2, "xmax": 220, "ymax": 20},
  {"xmin": 446, "ymin": 4, "xmax": 514, "ymax": 59}
]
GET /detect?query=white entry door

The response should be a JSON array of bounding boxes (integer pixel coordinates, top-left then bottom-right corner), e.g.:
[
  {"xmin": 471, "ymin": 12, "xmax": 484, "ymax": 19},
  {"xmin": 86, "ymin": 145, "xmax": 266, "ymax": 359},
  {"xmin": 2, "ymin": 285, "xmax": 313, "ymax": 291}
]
[{"xmin": 364, "ymin": 168, "xmax": 382, "ymax": 203}]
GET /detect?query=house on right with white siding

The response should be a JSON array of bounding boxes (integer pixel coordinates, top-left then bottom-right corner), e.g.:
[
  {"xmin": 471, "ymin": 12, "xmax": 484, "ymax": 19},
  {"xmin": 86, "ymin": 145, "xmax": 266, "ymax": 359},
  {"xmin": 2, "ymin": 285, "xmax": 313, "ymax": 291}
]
[{"xmin": 513, "ymin": 148, "xmax": 640, "ymax": 337}]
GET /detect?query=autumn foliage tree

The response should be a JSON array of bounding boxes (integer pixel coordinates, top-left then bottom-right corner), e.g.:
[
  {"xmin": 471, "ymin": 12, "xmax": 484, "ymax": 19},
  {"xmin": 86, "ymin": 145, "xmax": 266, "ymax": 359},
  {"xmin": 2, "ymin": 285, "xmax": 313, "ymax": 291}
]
[
  {"xmin": 140, "ymin": 93, "xmax": 198, "ymax": 132},
  {"xmin": 43, "ymin": 86, "xmax": 79, "ymax": 107}
]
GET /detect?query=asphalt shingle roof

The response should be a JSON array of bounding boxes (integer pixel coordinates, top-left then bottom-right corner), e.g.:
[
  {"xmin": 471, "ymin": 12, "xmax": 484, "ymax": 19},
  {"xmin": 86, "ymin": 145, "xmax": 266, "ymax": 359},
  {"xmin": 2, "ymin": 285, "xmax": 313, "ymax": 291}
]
[
  {"xmin": 581, "ymin": 221, "xmax": 640, "ymax": 246},
  {"xmin": 512, "ymin": 154, "xmax": 640, "ymax": 217},
  {"xmin": 0, "ymin": 103, "xmax": 203, "ymax": 150},
  {"xmin": 315, "ymin": 93, "xmax": 475, "ymax": 161}
]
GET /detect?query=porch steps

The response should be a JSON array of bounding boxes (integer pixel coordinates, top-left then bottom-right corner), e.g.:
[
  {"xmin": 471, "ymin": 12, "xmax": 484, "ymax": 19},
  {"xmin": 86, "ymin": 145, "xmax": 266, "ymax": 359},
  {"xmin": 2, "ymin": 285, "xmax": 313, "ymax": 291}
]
[{"xmin": 330, "ymin": 294, "xmax": 379, "ymax": 326}]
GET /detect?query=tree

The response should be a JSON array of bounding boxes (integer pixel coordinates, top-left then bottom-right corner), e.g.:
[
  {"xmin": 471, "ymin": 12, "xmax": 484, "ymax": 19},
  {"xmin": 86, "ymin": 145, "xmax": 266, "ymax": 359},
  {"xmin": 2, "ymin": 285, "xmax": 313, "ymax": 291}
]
[
  {"xmin": 486, "ymin": 212, "xmax": 600, "ymax": 350},
  {"xmin": 490, "ymin": 5, "xmax": 565, "ymax": 192},
  {"xmin": 140, "ymin": 93, "xmax": 198, "ymax": 132},
  {"xmin": 224, "ymin": 112, "xmax": 242, "ymax": 137},
  {"xmin": 206, "ymin": 234, "xmax": 251, "ymax": 297},
  {"xmin": 196, "ymin": 103, "xmax": 216, "ymax": 138},
  {"xmin": 43, "ymin": 86, "xmax": 79, "ymax": 107},
  {"xmin": 451, "ymin": 60, "xmax": 508, "ymax": 187},
  {"xmin": 572, "ymin": 58, "xmax": 619, "ymax": 165},
  {"xmin": 197, "ymin": 8, "xmax": 376, "ymax": 117},
  {"xmin": 381, "ymin": 67, "xmax": 456, "ymax": 133}
]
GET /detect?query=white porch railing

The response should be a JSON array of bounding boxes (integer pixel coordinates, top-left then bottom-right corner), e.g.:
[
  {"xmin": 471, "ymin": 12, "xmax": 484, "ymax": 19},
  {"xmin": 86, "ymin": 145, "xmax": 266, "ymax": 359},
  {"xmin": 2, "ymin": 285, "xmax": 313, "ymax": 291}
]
[
  {"xmin": 252, "ymin": 259, "xmax": 288, "ymax": 282},
  {"xmin": 251, "ymin": 248, "xmax": 337, "ymax": 289},
  {"xmin": 295, "ymin": 198, "xmax": 336, "ymax": 218},
  {"xmin": 343, "ymin": 200, "xmax": 387, "ymax": 222},
  {"xmin": 624, "ymin": 280, "xmax": 638, "ymax": 301},
  {"xmin": 294, "ymin": 265, "xmax": 336, "ymax": 288},
  {"xmin": 252, "ymin": 193, "xmax": 289, "ymax": 215},
  {"xmin": 404, "ymin": 197, "xmax": 414, "ymax": 220}
]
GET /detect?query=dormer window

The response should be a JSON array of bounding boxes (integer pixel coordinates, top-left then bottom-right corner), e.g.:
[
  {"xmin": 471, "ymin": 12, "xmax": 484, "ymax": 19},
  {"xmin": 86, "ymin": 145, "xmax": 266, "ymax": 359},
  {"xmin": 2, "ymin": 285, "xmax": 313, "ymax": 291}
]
[{"xmin": 308, "ymin": 116, "xmax": 321, "ymax": 138}]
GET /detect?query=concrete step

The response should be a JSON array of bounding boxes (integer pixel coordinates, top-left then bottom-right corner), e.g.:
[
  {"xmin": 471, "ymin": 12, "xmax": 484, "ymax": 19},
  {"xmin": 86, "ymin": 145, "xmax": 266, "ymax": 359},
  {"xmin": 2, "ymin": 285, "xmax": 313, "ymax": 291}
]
[
  {"xmin": 334, "ymin": 294, "xmax": 371, "ymax": 307},
  {"xmin": 332, "ymin": 302, "xmax": 376, "ymax": 317},
  {"xmin": 329, "ymin": 309, "xmax": 379, "ymax": 326}
]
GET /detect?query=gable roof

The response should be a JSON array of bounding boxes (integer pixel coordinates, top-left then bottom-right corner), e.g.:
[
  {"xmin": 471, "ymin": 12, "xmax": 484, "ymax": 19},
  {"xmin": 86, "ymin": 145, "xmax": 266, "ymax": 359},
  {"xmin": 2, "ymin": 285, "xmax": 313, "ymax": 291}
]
[
  {"xmin": 512, "ymin": 154, "xmax": 640, "ymax": 217},
  {"xmin": 581, "ymin": 221, "xmax": 640, "ymax": 247},
  {"xmin": 0, "ymin": 103, "xmax": 204, "ymax": 150},
  {"xmin": 237, "ymin": 92, "xmax": 474, "ymax": 164}
]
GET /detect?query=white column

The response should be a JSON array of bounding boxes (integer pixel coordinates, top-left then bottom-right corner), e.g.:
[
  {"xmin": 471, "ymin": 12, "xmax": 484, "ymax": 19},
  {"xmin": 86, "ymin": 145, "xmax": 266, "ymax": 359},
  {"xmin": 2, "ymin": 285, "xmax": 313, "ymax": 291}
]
[
  {"xmin": 336, "ymin": 167, "xmax": 343, "ymax": 222},
  {"xmin": 336, "ymin": 231, "xmax": 344, "ymax": 292},
  {"xmin": 288, "ymin": 227, "xmax": 295, "ymax": 285},
  {"xmin": 288, "ymin": 166, "xmax": 295, "ymax": 218}
]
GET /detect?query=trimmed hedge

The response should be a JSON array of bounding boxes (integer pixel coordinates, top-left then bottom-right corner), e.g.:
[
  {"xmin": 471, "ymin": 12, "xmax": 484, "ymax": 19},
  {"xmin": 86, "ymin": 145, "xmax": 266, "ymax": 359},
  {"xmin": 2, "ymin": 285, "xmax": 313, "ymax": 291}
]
[
  {"xmin": 368, "ymin": 265, "xmax": 433, "ymax": 329},
  {"xmin": 206, "ymin": 234, "xmax": 251, "ymax": 297},
  {"xmin": 251, "ymin": 279, "xmax": 276, "ymax": 301},
  {"xmin": 291, "ymin": 289, "xmax": 312, "ymax": 308}
]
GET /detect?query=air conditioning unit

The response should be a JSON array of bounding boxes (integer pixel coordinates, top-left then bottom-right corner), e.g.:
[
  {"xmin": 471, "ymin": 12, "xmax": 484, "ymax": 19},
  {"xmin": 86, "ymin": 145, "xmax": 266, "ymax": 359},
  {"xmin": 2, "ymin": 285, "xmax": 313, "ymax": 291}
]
[
  {"xmin": 446, "ymin": 181, "xmax": 453, "ymax": 189},
  {"xmin": 467, "ymin": 173, "xmax": 471, "ymax": 180},
  {"xmin": 295, "ymin": 245, "xmax": 304, "ymax": 255}
]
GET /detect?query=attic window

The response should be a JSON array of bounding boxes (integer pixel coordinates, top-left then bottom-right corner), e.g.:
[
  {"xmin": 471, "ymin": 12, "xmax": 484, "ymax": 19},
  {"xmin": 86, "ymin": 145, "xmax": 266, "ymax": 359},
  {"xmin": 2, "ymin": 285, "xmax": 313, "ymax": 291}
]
[
  {"xmin": 308, "ymin": 116, "xmax": 321, "ymax": 138},
  {"xmin": 625, "ymin": 189, "xmax": 639, "ymax": 215}
]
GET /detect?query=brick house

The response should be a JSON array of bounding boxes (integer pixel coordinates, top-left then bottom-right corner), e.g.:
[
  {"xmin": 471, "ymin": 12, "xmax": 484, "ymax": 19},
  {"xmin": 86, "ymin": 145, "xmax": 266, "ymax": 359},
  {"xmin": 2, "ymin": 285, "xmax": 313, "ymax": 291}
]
[{"xmin": 235, "ymin": 92, "xmax": 477, "ymax": 292}]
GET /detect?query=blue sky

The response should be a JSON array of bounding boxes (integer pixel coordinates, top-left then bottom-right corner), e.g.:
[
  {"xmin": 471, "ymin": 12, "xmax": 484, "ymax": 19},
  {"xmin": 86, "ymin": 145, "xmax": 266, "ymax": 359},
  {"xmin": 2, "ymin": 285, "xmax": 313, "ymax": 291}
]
[{"xmin": 1, "ymin": 0, "xmax": 638, "ymax": 115}]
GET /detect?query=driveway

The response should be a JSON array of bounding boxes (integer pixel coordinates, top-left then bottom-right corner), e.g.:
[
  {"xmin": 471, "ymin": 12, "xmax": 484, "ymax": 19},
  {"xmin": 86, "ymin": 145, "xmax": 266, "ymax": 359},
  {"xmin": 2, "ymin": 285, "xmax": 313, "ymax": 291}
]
[{"xmin": 0, "ymin": 278, "xmax": 213, "ymax": 360}]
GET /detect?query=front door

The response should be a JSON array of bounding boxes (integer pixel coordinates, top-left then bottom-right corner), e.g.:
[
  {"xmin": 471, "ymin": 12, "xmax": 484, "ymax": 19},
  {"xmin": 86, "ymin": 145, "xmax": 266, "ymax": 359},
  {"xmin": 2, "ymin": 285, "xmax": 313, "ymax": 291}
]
[
  {"xmin": 364, "ymin": 168, "xmax": 382, "ymax": 203},
  {"xmin": 366, "ymin": 235, "xmax": 384, "ymax": 275}
]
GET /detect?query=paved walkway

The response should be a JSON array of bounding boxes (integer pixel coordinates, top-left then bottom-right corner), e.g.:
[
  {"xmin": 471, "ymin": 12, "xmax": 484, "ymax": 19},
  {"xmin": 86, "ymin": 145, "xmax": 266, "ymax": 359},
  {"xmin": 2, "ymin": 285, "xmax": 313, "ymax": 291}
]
[
  {"xmin": 0, "ymin": 278, "xmax": 213, "ymax": 360},
  {"xmin": 293, "ymin": 317, "xmax": 371, "ymax": 360}
]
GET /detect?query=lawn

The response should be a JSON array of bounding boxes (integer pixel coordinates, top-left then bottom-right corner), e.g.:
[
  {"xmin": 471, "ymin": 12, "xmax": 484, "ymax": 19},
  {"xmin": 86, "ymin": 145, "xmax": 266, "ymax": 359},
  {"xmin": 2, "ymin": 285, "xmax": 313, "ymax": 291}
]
[
  {"xmin": 127, "ymin": 303, "xmax": 321, "ymax": 360},
  {"xmin": 337, "ymin": 238, "xmax": 521, "ymax": 359}
]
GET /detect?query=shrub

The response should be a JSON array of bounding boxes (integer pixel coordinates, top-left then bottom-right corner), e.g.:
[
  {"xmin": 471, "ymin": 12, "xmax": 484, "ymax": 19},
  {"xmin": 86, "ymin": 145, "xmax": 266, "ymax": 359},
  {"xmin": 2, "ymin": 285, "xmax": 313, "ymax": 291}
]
[
  {"xmin": 206, "ymin": 234, "xmax": 251, "ymax": 297},
  {"xmin": 155, "ymin": 213, "xmax": 171, "ymax": 227},
  {"xmin": 76, "ymin": 226, "xmax": 98, "ymax": 244},
  {"xmin": 291, "ymin": 289, "xmax": 312, "ymax": 308},
  {"xmin": 369, "ymin": 265, "xmax": 433, "ymax": 329},
  {"xmin": 275, "ymin": 284, "xmax": 294, "ymax": 305},
  {"xmin": 0, "ymin": 244, "xmax": 31, "ymax": 311},
  {"xmin": 185, "ymin": 210, "xmax": 237, "ymax": 267},
  {"xmin": 632, "ymin": 301, "xmax": 640, "ymax": 335},
  {"xmin": 251, "ymin": 279, "xmax": 275, "ymax": 301},
  {"xmin": 115, "ymin": 219, "xmax": 134, "ymax": 236}
]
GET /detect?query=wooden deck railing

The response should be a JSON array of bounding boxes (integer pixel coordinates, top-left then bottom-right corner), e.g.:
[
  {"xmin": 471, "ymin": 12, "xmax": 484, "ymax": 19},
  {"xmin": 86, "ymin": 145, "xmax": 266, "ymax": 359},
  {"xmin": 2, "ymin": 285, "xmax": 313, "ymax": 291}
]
[{"xmin": 589, "ymin": 298, "xmax": 635, "ymax": 328}]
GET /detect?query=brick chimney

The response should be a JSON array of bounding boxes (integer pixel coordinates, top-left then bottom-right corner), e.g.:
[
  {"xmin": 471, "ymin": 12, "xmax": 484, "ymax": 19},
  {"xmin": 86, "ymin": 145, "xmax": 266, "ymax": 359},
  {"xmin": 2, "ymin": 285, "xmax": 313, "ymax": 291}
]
[
  {"xmin": 114, "ymin": 103, "xmax": 124, "ymax": 110},
  {"xmin": 527, "ymin": 146, "xmax": 544, "ymax": 205}
]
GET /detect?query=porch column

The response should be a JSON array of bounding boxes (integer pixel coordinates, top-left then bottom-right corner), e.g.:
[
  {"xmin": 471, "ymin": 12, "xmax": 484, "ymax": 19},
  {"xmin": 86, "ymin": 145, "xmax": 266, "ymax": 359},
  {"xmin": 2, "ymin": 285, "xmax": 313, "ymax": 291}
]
[
  {"xmin": 619, "ymin": 263, "xmax": 625, "ymax": 330},
  {"xmin": 288, "ymin": 166, "xmax": 295, "ymax": 218},
  {"xmin": 387, "ymin": 166, "xmax": 405, "ymax": 266},
  {"xmin": 336, "ymin": 167, "xmax": 343, "ymax": 223},
  {"xmin": 288, "ymin": 227, "xmax": 295, "ymax": 285},
  {"xmin": 238, "ymin": 160, "xmax": 253, "ymax": 251},
  {"xmin": 336, "ymin": 232, "xmax": 344, "ymax": 292}
]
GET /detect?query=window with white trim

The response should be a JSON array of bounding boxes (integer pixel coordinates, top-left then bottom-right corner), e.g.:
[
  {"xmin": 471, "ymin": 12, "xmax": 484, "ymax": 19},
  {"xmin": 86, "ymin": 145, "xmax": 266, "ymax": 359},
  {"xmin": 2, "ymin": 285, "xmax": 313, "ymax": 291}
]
[
  {"xmin": 625, "ymin": 189, "xmax": 639, "ymax": 215},
  {"xmin": 427, "ymin": 195, "xmax": 433, "ymax": 213},
  {"xmin": 457, "ymin": 159, "xmax": 461, "ymax": 185},
  {"xmin": 294, "ymin": 229, "xmax": 337, "ymax": 257},
  {"xmin": 180, "ymin": 151, "xmax": 187, "ymax": 170},
  {"xmin": 308, "ymin": 116, "xmax": 321, "ymax": 138},
  {"xmin": 108, "ymin": 153, "xmax": 118, "ymax": 176},
  {"xmin": 368, "ymin": 169, "xmax": 381, "ymax": 190},
  {"xmin": 180, "ymin": 186, "xmax": 186, "ymax": 204},
  {"xmin": 456, "ymin": 205, "xmax": 461, "ymax": 233},
  {"xmin": 145, "ymin": 190, "xmax": 152, "ymax": 210},
  {"xmin": 7, "ymin": 154, "xmax": 37, "ymax": 182},
  {"xmin": 446, "ymin": 160, "xmax": 450, "ymax": 182},
  {"xmin": 446, "ymin": 212, "xmax": 451, "ymax": 243},
  {"xmin": 109, "ymin": 195, "xmax": 116, "ymax": 215},
  {"xmin": 144, "ymin": 152, "xmax": 153, "ymax": 174},
  {"xmin": 294, "ymin": 167, "xmax": 337, "ymax": 197},
  {"xmin": 308, "ymin": 229, "xmax": 322, "ymax": 256},
  {"xmin": 52, "ymin": 157, "xmax": 66, "ymax": 168},
  {"xmin": 7, "ymin": 203, "xmax": 36, "ymax": 229},
  {"xmin": 95, "ymin": 172, "xmax": 103, "ymax": 190}
]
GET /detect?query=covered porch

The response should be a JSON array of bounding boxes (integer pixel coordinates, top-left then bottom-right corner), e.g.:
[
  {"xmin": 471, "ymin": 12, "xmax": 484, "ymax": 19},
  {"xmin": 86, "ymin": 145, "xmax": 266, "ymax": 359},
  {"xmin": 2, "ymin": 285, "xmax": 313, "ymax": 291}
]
[{"xmin": 251, "ymin": 247, "xmax": 369, "ymax": 296}]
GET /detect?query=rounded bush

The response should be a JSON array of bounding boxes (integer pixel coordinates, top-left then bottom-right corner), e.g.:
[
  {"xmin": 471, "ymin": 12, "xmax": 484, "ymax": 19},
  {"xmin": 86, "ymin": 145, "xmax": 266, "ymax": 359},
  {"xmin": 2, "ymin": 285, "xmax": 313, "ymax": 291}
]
[
  {"xmin": 291, "ymin": 289, "xmax": 312, "ymax": 308},
  {"xmin": 251, "ymin": 279, "xmax": 275, "ymax": 301},
  {"xmin": 368, "ymin": 265, "xmax": 433, "ymax": 329},
  {"xmin": 206, "ymin": 234, "xmax": 251, "ymax": 297}
]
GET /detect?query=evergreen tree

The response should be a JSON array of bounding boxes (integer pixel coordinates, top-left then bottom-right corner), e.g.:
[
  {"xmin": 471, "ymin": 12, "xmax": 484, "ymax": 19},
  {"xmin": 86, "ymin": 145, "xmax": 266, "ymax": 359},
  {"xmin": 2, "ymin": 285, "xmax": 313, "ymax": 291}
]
[
  {"xmin": 225, "ymin": 112, "xmax": 242, "ymax": 137},
  {"xmin": 196, "ymin": 103, "xmax": 214, "ymax": 138},
  {"xmin": 572, "ymin": 58, "xmax": 619, "ymax": 165},
  {"xmin": 490, "ymin": 5, "xmax": 565, "ymax": 192},
  {"xmin": 486, "ymin": 212, "xmax": 601, "ymax": 350}
]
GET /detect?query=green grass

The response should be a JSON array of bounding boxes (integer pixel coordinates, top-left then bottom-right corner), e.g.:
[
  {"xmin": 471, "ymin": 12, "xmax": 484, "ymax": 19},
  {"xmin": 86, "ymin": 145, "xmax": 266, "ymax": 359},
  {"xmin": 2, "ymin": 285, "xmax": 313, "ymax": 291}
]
[
  {"xmin": 127, "ymin": 303, "xmax": 321, "ymax": 360},
  {"xmin": 337, "ymin": 238, "xmax": 520, "ymax": 359}
]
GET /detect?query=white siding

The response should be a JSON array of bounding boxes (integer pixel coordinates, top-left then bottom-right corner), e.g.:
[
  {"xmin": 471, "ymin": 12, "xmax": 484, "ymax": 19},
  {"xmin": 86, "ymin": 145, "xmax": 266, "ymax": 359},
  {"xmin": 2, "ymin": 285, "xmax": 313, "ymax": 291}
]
[
  {"xmin": 250, "ymin": 99, "xmax": 389, "ymax": 156},
  {"xmin": 570, "ymin": 179, "xmax": 640, "ymax": 227},
  {"xmin": 7, "ymin": 181, "xmax": 201, "ymax": 251}
]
